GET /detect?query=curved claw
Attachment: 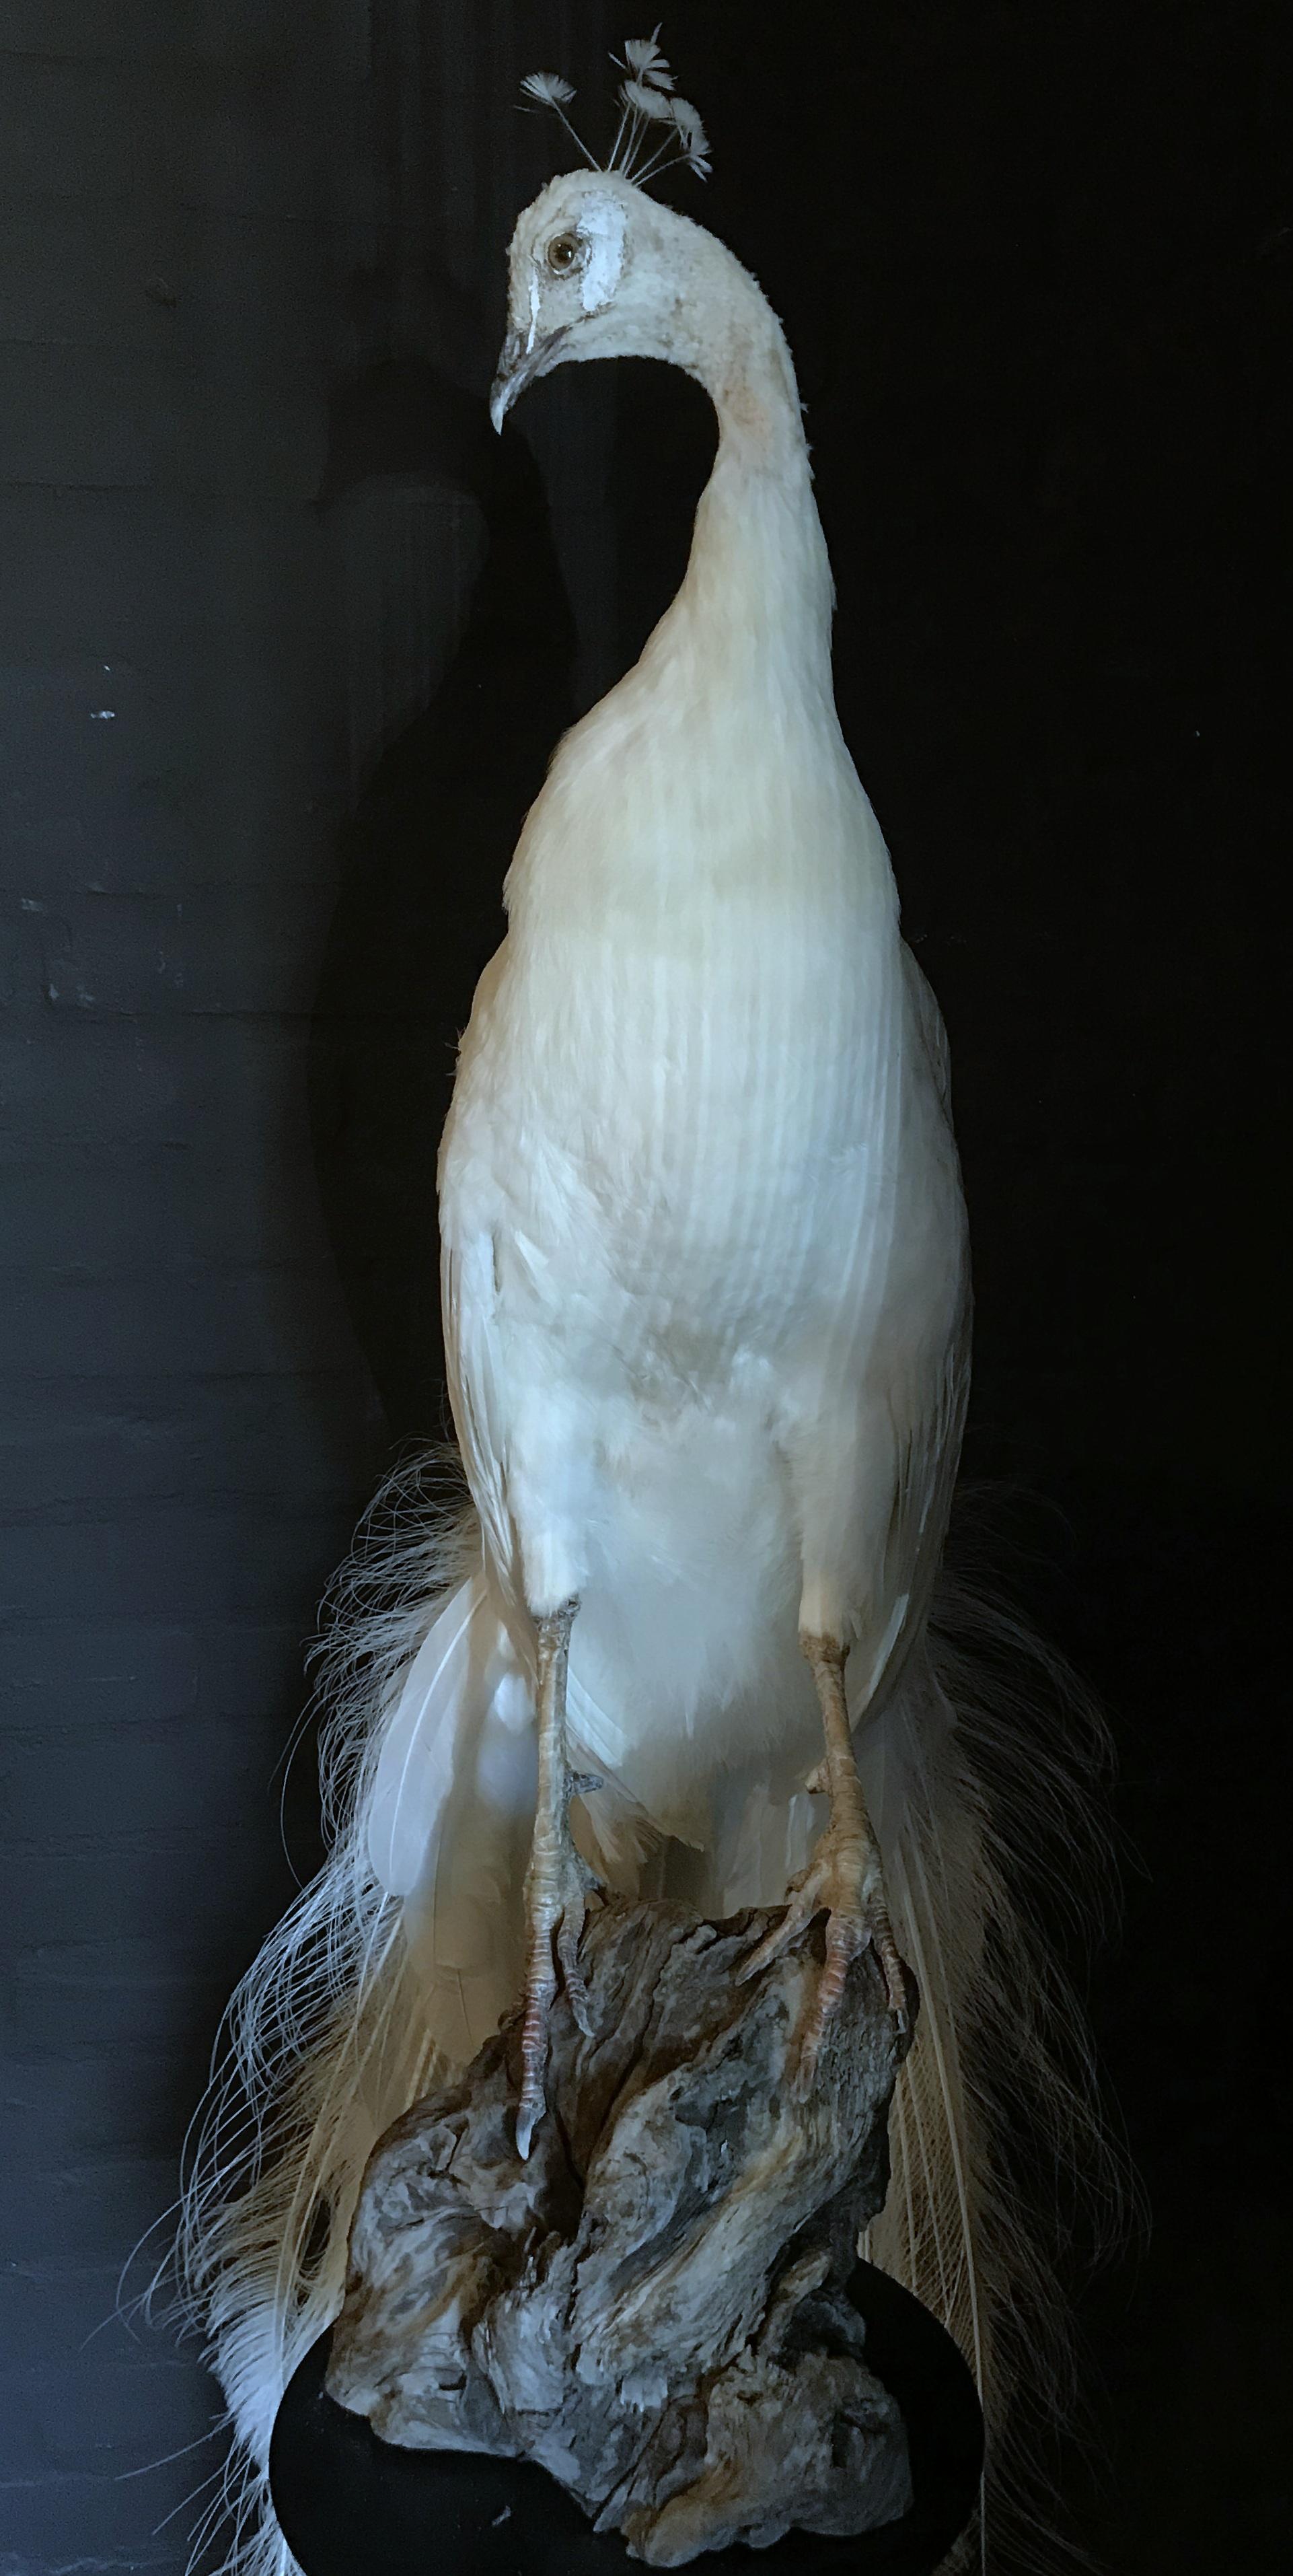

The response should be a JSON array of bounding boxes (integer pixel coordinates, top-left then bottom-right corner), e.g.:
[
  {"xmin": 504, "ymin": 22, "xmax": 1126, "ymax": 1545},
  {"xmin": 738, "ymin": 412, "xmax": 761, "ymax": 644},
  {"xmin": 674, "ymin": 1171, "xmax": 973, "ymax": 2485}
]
[
  {"xmin": 515, "ymin": 1968, "xmax": 555, "ymax": 2161},
  {"xmin": 736, "ymin": 1847, "xmax": 821, "ymax": 1984},
  {"xmin": 737, "ymin": 1850, "xmax": 910, "ymax": 2091},
  {"xmin": 736, "ymin": 1895, "xmax": 814, "ymax": 1987},
  {"xmin": 514, "ymin": 2091, "xmax": 544, "ymax": 2163},
  {"xmin": 574, "ymin": 1845, "xmax": 607, "ymax": 1902},
  {"xmin": 513, "ymin": 1836, "xmax": 600, "ymax": 2156},
  {"xmin": 792, "ymin": 1908, "xmax": 867, "ymax": 2092},
  {"xmin": 556, "ymin": 1912, "xmax": 595, "ymax": 2038},
  {"xmin": 875, "ymin": 1927, "xmax": 910, "ymax": 2030}
]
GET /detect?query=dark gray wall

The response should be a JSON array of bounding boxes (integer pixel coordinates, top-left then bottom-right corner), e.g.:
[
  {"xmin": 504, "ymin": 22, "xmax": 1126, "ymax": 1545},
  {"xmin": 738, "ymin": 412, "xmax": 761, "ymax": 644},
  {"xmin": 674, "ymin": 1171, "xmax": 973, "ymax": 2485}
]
[{"xmin": 0, "ymin": 6, "xmax": 613, "ymax": 2567}]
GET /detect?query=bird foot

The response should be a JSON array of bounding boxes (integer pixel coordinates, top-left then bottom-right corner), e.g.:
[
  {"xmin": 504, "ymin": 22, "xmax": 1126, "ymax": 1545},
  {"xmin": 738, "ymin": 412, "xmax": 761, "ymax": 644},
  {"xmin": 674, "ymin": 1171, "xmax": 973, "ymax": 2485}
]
[
  {"xmin": 515, "ymin": 1797, "xmax": 603, "ymax": 2161},
  {"xmin": 737, "ymin": 1810, "xmax": 909, "ymax": 2090}
]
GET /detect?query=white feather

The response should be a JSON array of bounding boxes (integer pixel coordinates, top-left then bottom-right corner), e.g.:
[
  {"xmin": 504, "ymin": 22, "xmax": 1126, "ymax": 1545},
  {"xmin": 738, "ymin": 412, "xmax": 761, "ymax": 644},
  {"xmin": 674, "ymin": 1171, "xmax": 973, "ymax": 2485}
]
[
  {"xmin": 618, "ymin": 32, "xmax": 674, "ymax": 88},
  {"xmin": 519, "ymin": 71, "xmax": 576, "ymax": 109},
  {"xmin": 620, "ymin": 74, "xmax": 676, "ymax": 122},
  {"xmin": 170, "ymin": 173, "xmax": 1122, "ymax": 2576},
  {"xmin": 577, "ymin": 194, "xmax": 628, "ymax": 313}
]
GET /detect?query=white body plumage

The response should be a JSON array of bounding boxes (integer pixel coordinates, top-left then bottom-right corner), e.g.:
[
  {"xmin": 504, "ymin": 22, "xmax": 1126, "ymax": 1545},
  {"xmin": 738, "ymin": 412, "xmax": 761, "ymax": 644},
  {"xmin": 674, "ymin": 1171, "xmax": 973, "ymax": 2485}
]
[
  {"xmin": 438, "ymin": 421, "xmax": 967, "ymax": 1838},
  {"xmin": 176, "ymin": 155, "xmax": 1114, "ymax": 2576}
]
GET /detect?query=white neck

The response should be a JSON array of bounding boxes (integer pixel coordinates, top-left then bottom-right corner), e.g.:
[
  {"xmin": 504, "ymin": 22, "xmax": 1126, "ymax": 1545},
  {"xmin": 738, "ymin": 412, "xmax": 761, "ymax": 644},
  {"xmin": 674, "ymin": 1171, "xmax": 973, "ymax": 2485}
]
[
  {"xmin": 642, "ymin": 269, "xmax": 835, "ymax": 702},
  {"xmin": 503, "ymin": 244, "xmax": 853, "ymax": 930}
]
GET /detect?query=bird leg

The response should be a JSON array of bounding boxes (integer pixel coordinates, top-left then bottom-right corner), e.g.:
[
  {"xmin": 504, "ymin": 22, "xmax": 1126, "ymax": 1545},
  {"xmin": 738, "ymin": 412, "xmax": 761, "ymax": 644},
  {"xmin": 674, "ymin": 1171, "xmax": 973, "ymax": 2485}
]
[
  {"xmin": 515, "ymin": 1598, "xmax": 601, "ymax": 2160},
  {"xmin": 739, "ymin": 1633, "xmax": 908, "ymax": 2087}
]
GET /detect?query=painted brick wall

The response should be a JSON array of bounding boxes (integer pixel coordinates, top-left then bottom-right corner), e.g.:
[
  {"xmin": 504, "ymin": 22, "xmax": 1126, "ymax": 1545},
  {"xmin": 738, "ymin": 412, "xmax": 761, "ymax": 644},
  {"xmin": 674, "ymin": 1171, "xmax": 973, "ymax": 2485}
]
[
  {"xmin": 0, "ymin": 11, "xmax": 373, "ymax": 2566},
  {"xmin": 0, "ymin": 7, "xmax": 614, "ymax": 2567}
]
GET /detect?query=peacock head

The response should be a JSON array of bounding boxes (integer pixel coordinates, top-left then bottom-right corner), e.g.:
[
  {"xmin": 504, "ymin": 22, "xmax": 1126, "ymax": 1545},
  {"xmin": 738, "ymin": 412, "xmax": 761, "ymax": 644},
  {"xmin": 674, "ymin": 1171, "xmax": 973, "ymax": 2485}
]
[
  {"xmin": 490, "ymin": 168, "xmax": 715, "ymax": 433},
  {"xmin": 490, "ymin": 34, "xmax": 727, "ymax": 433}
]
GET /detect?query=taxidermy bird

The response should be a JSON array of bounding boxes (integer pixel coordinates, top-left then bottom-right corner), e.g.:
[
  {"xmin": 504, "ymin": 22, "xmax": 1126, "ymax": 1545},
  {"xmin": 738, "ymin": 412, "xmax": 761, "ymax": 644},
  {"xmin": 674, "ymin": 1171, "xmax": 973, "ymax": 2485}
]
[{"xmin": 176, "ymin": 36, "xmax": 1115, "ymax": 2576}]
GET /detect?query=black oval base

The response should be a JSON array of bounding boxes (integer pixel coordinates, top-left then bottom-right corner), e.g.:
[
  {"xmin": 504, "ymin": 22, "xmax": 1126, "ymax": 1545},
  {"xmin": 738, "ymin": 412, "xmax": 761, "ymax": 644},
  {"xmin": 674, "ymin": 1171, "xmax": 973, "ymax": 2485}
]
[{"xmin": 269, "ymin": 2260, "xmax": 983, "ymax": 2576}]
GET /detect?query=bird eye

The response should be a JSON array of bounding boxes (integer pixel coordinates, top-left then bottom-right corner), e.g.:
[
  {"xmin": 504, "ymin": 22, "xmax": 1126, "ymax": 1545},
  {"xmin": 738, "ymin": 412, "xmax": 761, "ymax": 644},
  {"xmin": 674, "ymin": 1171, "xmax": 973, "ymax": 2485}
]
[{"xmin": 545, "ymin": 231, "xmax": 582, "ymax": 275}]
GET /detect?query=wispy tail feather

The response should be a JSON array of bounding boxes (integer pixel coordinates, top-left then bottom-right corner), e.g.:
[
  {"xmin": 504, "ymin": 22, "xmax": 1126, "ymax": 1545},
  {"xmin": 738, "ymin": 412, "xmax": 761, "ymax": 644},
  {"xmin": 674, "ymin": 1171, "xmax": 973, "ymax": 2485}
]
[
  {"xmin": 869, "ymin": 1579, "xmax": 1128, "ymax": 2571},
  {"xmin": 165, "ymin": 1460, "xmax": 1124, "ymax": 2576},
  {"xmin": 166, "ymin": 1458, "xmax": 480, "ymax": 2574}
]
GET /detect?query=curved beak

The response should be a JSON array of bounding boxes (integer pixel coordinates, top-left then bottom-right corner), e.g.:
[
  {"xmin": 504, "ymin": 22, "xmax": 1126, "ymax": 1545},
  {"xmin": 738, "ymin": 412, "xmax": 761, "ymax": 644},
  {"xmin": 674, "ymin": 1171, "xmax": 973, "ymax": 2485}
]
[{"xmin": 489, "ymin": 323, "xmax": 570, "ymax": 434}]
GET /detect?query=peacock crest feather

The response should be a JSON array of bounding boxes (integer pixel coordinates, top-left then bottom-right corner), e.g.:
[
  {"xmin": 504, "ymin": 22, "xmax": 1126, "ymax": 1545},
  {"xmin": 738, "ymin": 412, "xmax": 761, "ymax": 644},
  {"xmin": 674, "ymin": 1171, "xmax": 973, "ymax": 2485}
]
[{"xmin": 519, "ymin": 26, "xmax": 710, "ymax": 186}]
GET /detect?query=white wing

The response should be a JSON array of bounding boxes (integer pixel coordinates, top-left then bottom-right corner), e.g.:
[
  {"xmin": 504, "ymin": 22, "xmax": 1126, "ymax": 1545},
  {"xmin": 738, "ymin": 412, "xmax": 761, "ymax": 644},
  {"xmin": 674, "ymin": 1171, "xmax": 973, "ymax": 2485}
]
[
  {"xmin": 441, "ymin": 1214, "xmax": 636, "ymax": 1806},
  {"xmin": 441, "ymin": 1229, "xmax": 517, "ymax": 1602},
  {"xmin": 854, "ymin": 945, "xmax": 971, "ymax": 1719}
]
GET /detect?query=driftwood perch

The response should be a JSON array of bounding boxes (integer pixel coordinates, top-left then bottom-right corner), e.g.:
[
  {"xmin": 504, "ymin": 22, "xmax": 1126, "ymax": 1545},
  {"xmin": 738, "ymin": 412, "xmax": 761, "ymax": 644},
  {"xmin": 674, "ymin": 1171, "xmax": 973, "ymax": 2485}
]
[{"xmin": 326, "ymin": 1900, "xmax": 916, "ymax": 2566}]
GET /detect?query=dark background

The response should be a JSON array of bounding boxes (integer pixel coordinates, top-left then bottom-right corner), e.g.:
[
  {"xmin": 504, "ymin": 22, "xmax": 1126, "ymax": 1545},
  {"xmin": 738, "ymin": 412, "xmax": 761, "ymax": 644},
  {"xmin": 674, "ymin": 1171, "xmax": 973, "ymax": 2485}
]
[{"xmin": 1, "ymin": 3, "xmax": 1287, "ymax": 2571}]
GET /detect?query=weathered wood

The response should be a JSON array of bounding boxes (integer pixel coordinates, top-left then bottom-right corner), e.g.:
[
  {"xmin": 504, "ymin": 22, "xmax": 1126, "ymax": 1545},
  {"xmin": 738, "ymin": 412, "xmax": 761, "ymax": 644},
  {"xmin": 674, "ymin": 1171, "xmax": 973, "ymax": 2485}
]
[{"xmin": 327, "ymin": 1900, "xmax": 916, "ymax": 2565}]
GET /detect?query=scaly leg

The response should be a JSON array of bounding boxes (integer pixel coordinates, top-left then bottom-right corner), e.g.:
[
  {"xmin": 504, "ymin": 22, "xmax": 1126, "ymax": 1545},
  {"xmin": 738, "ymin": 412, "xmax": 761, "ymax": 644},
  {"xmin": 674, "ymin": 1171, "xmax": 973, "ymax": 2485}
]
[
  {"xmin": 739, "ymin": 1633, "xmax": 908, "ymax": 2087},
  {"xmin": 515, "ymin": 1598, "xmax": 601, "ymax": 2159}
]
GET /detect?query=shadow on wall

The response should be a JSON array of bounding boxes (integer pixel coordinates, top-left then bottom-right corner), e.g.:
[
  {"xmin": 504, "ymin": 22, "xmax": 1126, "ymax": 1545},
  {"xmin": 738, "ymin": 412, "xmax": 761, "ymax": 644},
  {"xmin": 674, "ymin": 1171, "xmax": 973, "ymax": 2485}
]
[{"xmin": 307, "ymin": 358, "xmax": 579, "ymax": 1444}]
